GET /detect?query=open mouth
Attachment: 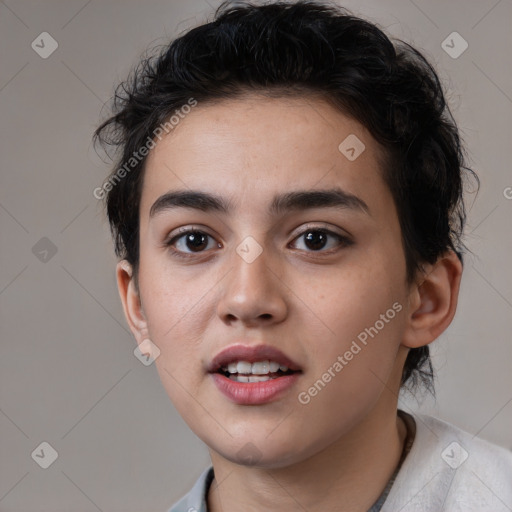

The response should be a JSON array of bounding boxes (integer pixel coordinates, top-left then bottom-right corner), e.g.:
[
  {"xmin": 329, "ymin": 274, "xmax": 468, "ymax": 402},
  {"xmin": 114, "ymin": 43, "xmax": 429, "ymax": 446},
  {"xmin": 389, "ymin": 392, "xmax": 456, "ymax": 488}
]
[
  {"xmin": 209, "ymin": 346, "xmax": 302, "ymax": 404},
  {"xmin": 217, "ymin": 360, "xmax": 298, "ymax": 382}
]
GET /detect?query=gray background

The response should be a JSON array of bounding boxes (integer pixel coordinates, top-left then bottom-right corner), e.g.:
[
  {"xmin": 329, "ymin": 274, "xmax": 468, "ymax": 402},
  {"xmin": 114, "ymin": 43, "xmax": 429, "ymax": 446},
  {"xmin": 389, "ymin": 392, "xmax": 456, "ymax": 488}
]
[{"xmin": 1, "ymin": 0, "xmax": 511, "ymax": 510}]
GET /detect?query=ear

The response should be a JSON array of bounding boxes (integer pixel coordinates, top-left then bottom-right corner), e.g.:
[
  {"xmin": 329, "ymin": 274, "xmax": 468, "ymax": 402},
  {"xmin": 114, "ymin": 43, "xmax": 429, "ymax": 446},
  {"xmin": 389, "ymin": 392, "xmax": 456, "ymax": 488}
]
[
  {"xmin": 402, "ymin": 250, "xmax": 463, "ymax": 349},
  {"xmin": 116, "ymin": 260, "xmax": 148, "ymax": 344}
]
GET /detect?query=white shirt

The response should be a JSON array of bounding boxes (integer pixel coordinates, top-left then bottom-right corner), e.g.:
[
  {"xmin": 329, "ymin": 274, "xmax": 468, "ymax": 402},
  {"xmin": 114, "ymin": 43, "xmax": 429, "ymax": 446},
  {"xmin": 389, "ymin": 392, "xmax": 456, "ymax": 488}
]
[
  {"xmin": 381, "ymin": 414, "xmax": 512, "ymax": 511},
  {"xmin": 168, "ymin": 413, "xmax": 512, "ymax": 511}
]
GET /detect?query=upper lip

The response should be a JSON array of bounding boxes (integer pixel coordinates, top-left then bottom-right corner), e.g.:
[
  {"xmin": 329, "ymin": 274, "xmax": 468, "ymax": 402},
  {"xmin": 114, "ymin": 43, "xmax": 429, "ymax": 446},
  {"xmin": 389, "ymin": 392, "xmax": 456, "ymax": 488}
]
[{"xmin": 208, "ymin": 343, "xmax": 302, "ymax": 373}]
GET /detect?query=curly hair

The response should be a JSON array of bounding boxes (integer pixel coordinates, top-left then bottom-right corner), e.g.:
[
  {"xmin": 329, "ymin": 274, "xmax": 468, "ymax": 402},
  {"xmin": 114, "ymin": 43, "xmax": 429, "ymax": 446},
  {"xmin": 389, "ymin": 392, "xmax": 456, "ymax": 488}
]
[{"xmin": 94, "ymin": 0, "xmax": 475, "ymax": 392}]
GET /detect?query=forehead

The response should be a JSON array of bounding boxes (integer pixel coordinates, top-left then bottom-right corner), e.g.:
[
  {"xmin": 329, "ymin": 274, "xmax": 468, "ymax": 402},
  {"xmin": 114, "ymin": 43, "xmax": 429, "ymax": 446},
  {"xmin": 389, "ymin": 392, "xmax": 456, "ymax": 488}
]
[{"xmin": 140, "ymin": 95, "xmax": 390, "ymax": 217}]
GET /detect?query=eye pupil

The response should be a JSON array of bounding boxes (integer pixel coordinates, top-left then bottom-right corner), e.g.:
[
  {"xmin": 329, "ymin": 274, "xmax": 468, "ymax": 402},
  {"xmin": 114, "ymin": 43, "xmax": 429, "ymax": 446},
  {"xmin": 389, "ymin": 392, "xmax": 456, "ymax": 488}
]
[
  {"xmin": 186, "ymin": 232, "xmax": 208, "ymax": 251},
  {"xmin": 304, "ymin": 231, "xmax": 327, "ymax": 250}
]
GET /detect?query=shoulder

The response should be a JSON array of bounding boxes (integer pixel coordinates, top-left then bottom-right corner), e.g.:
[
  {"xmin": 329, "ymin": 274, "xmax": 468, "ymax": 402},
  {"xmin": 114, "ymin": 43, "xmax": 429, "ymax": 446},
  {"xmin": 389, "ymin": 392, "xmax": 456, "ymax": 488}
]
[
  {"xmin": 167, "ymin": 467, "xmax": 213, "ymax": 512},
  {"xmin": 383, "ymin": 412, "xmax": 512, "ymax": 512},
  {"xmin": 419, "ymin": 414, "xmax": 512, "ymax": 474}
]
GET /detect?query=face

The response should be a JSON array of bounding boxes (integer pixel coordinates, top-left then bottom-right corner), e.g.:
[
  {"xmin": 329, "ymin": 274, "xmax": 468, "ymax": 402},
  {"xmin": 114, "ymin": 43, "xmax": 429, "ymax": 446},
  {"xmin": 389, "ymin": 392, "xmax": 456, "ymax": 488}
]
[{"xmin": 130, "ymin": 95, "xmax": 414, "ymax": 467}]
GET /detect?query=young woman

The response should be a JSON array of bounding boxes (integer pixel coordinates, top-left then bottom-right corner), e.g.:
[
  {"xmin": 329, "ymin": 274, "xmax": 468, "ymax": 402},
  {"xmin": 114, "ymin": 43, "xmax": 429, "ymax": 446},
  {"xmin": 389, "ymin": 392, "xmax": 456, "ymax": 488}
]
[{"xmin": 94, "ymin": 2, "xmax": 512, "ymax": 510}]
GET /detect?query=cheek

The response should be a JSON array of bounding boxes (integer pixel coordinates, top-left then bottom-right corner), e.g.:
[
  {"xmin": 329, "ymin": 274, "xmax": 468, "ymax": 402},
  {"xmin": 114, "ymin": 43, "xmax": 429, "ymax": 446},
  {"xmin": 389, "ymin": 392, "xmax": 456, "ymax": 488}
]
[
  {"xmin": 300, "ymin": 260, "xmax": 404, "ymax": 333},
  {"xmin": 295, "ymin": 261, "xmax": 407, "ymax": 385},
  {"xmin": 137, "ymin": 265, "xmax": 214, "ymax": 397},
  {"xmin": 139, "ymin": 251, "xmax": 214, "ymax": 340},
  {"xmin": 290, "ymin": 280, "xmax": 406, "ymax": 452}
]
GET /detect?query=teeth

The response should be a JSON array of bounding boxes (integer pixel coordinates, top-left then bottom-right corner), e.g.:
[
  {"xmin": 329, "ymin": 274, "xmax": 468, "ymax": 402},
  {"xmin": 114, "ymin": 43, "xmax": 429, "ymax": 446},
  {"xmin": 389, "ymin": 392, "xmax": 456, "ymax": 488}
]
[
  {"xmin": 248, "ymin": 375, "xmax": 270, "ymax": 382},
  {"xmin": 221, "ymin": 360, "xmax": 293, "ymax": 379},
  {"xmin": 236, "ymin": 361, "xmax": 253, "ymax": 374},
  {"xmin": 229, "ymin": 360, "xmax": 290, "ymax": 375},
  {"xmin": 251, "ymin": 361, "xmax": 270, "ymax": 374},
  {"xmin": 269, "ymin": 361, "xmax": 280, "ymax": 372},
  {"xmin": 229, "ymin": 374, "xmax": 271, "ymax": 382}
]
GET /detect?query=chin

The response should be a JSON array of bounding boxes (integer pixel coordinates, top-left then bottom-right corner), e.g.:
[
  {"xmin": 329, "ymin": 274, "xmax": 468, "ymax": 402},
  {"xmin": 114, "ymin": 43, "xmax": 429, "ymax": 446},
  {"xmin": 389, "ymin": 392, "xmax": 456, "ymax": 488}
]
[{"xmin": 208, "ymin": 432, "xmax": 318, "ymax": 469}]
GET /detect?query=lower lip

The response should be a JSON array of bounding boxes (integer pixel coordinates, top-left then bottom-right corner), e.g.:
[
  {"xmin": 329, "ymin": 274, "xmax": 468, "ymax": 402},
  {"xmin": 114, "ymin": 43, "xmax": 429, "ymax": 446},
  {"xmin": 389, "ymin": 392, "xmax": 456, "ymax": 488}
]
[{"xmin": 211, "ymin": 372, "xmax": 301, "ymax": 405}]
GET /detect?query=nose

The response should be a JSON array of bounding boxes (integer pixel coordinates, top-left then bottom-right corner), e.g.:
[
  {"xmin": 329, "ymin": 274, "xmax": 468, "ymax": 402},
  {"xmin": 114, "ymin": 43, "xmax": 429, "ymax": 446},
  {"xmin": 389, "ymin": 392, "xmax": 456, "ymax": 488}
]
[{"xmin": 216, "ymin": 245, "xmax": 288, "ymax": 328}]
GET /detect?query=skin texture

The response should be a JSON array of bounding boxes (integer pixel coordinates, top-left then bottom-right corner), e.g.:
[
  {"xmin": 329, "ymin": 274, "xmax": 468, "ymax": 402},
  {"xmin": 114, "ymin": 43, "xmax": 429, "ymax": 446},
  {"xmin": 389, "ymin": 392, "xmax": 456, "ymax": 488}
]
[{"xmin": 116, "ymin": 95, "xmax": 462, "ymax": 511}]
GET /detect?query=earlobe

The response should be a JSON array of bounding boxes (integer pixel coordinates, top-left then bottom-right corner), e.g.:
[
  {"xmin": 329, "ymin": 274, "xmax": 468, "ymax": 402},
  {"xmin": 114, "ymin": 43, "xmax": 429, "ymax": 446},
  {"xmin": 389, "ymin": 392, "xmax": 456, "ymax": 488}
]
[
  {"xmin": 402, "ymin": 251, "xmax": 463, "ymax": 349},
  {"xmin": 116, "ymin": 260, "xmax": 148, "ymax": 343}
]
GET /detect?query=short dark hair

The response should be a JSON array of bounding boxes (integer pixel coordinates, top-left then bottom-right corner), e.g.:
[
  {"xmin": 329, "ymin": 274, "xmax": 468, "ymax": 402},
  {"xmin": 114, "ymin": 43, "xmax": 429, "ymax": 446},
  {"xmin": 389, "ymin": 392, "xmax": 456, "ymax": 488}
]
[{"xmin": 94, "ymin": 0, "xmax": 475, "ymax": 391}]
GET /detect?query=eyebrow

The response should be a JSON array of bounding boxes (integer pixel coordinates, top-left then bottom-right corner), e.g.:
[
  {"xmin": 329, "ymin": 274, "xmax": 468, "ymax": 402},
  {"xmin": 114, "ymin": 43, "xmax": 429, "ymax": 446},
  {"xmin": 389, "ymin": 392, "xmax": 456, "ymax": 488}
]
[{"xmin": 149, "ymin": 187, "xmax": 369, "ymax": 219}]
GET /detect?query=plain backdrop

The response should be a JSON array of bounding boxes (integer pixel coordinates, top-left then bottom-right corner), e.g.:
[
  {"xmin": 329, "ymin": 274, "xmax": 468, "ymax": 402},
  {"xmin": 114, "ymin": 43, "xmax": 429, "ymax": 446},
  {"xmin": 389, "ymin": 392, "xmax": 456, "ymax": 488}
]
[{"xmin": 1, "ymin": 0, "xmax": 511, "ymax": 510}]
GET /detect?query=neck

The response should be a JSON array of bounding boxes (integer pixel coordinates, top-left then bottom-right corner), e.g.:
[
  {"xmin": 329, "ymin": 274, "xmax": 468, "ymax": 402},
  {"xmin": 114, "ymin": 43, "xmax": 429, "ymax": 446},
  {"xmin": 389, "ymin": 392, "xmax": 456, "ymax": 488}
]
[{"xmin": 207, "ymin": 401, "xmax": 407, "ymax": 512}]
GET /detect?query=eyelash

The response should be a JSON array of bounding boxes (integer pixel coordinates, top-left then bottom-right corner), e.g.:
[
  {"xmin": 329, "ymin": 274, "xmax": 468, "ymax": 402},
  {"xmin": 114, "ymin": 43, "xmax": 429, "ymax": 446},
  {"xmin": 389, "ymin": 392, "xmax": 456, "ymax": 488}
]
[{"xmin": 164, "ymin": 226, "xmax": 353, "ymax": 259}]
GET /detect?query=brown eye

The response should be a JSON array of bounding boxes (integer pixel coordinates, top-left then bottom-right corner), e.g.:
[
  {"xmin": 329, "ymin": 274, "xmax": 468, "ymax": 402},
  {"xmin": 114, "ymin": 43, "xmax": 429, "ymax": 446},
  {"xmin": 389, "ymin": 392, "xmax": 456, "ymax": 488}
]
[
  {"xmin": 167, "ymin": 230, "xmax": 218, "ymax": 254},
  {"xmin": 183, "ymin": 231, "xmax": 209, "ymax": 252},
  {"xmin": 291, "ymin": 228, "xmax": 351, "ymax": 252},
  {"xmin": 303, "ymin": 230, "xmax": 328, "ymax": 250}
]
